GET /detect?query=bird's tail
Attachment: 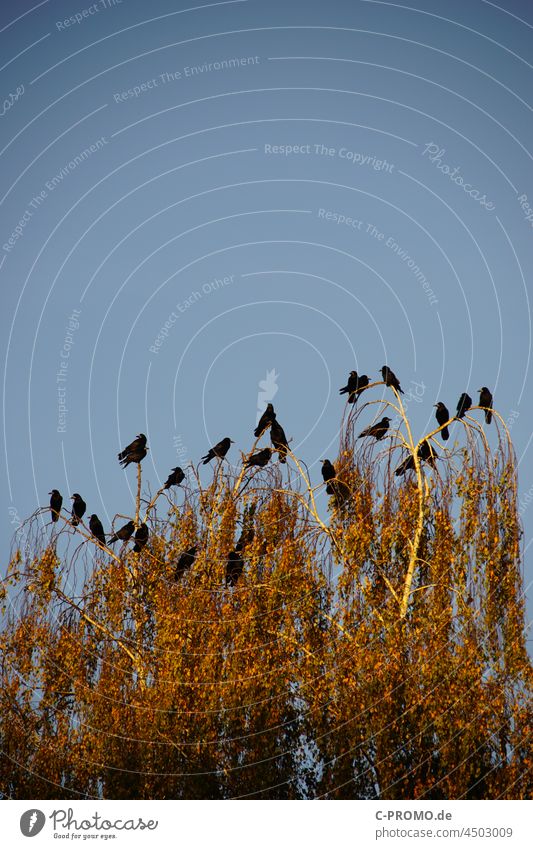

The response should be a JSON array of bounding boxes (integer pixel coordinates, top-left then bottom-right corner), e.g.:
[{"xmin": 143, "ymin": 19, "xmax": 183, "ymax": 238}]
[
  {"xmin": 442, "ymin": 425, "xmax": 449, "ymax": 440},
  {"xmin": 485, "ymin": 410, "xmax": 492, "ymax": 424}
]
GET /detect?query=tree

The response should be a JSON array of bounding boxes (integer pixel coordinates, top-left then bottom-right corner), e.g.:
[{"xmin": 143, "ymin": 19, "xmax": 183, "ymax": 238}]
[{"xmin": 1, "ymin": 392, "xmax": 531, "ymax": 799}]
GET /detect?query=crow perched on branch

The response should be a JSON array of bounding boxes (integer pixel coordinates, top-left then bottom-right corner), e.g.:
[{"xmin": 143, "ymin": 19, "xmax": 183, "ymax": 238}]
[
  {"xmin": 89, "ymin": 514, "xmax": 106, "ymax": 546},
  {"xmin": 49, "ymin": 490, "xmax": 62, "ymax": 522},
  {"xmin": 478, "ymin": 387, "xmax": 493, "ymax": 424},
  {"xmin": 108, "ymin": 520, "xmax": 135, "ymax": 545},
  {"xmin": 381, "ymin": 366, "xmax": 404, "ymax": 394},
  {"xmin": 70, "ymin": 493, "xmax": 86, "ymax": 526},
  {"xmin": 270, "ymin": 420, "xmax": 289, "ymax": 463},
  {"xmin": 358, "ymin": 416, "xmax": 391, "ymax": 441},
  {"xmin": 164, "ymin": 467, "xmax": 185, "ymax": 488},
  {"xmin": 434, "ymin": 402, "xmax": 450, "ymax": 440},
  {"xmin": 254, "ymin": 403, "xmax": 276, "ymax": 437},
  {"xmin": 174, "ymin": 546, "xmax": 197, "ymax": 581},
  {"xmin": 339, "ymin": 371, "xmax": 371, "ymax": 404},
  {"xmin": 321, "ymin": 459, "xmax": 336, "ymax": 494},
  {"xmin": 244, "ymin": 447, "xmax": 272, "ymax": 468},
  {"xmin": 133, "ymin": 523, "xmax": 149, "ymax": 552},
  {"xmin": 201, "ymin": 437, "xmax": 233, "ymax": 464},
  {"xmin": 456, "ymin": 393, "xmax": 472, "ymax": 419},
  {"xmin": 118, "ymin": 433, "xmax": 148, "ymax": 467},
  {"xmin": 395, "ymin": 440, "xmax": 438, "ymax": 476}
]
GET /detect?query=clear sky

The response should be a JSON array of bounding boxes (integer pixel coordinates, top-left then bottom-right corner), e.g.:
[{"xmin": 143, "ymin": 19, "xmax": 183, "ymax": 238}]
[{"xmin": 1, "ymin": 0, "xmax": 532, "ymax": 642}]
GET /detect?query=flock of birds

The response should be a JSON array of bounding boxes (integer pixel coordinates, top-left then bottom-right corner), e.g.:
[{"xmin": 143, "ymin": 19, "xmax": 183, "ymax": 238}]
[{"xmin": 45, "ymin": 365, "xmax": 494, "ymax": 585}]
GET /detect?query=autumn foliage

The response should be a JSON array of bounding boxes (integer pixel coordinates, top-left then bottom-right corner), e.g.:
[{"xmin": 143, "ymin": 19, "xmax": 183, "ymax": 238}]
[{"xmin": 1, "ymin": 394, "xmax": 531, "ymax": 799}]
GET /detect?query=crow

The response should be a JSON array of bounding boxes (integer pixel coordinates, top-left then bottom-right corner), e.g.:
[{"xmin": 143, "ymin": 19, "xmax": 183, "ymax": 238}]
[
  {"xmin": 244, "ymin": 447, "xmax": 272, "ymax": 468},
  {"xmin": 201, "ymin": 437, "xmax": 234, "ymax": 464},
  {"xmin": 381, "ymin": 366, "xmax": 404, "ymax": 394},
  {"xmin": 164, "ymin": 467, "xmax": 185, "ymax": 488},
  {"xmin": 434, "ymin": 402, "xmax": 450, "ymax": 440},
  {"xmin": 358, "ymin": 416, "xmax": 391, "ymax": 441},
  {"xmin": 133, "ymin": 523, "xmax": 149, "ymax": 553},
  {"xmin": 70, "ymin": 493, "xmax": 86, "ymax": 526},
  {"xmin": 108, "ymin": 520, "xmax": 135, "ymax": 545},
  {"xmin": 418, "ymin": 439, "xmax": 438, "ymax": 468},
  {"xmin": 339, "ymin": 371, "xmax": 358, "ymax": 403},
  {"xmin": 339, "ymin": 372, "xmax": 371, "ymax": 404},
  {"xmin": 478, "ymin": 387, "xmax": 493, "ymax": 424},
  {"xmin": 49, "ymin": 489, "xmax": 63, "ymax": 522},
  {"xmin": 118, "ymin": 433, "xmax": 148, "ymax": 468},
  {"xmin": 226, "ymin": 549, "xmax": 244, "ymax": 586},
  {"xmin": 395, "ymin": 440, "xmax": 438, "ymax": 476},
  {"xmin": 270, "ymin": 419, "xmax": 289, "ymax": 463},
  {"xmin": 254, "ymin": 403, "xmax": 276, "ymax": 437},
  {"xmin": 321, "ymin": 459, "xmax": 336, "ymax": 494},
  {"xmin": 174, "ymin": 545, "xmax": 197, "ymax": 581},
  {"xmin": 89, "ymin": 514, "xmax": 106, "ymax": 546},
  {"xmin": 456, "ymin": 393, "xmax": 472, "ymax": 419}
]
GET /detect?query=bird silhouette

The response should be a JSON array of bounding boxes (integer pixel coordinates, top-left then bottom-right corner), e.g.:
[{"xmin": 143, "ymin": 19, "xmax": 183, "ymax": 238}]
[
  {"xmin": 456, "ymin": 393, "xmax": 472, "ymax": 419},
  {"xmin": 321, "ymin": 459, "xmax": 336, "ymax": 494},
  {"xmin": 245, "ymin": 447, "xmax": 272, "ymax": 468},
  {"xmin": 174, "ymin": 545, "xmax": 197, "ymax": 581},
  {"xmin": 381, "ymin": 366, "xmax": 404, "ymax": 394},
  {"xmin": 201, "ymin": 437, "xmax": 233, "ymax": 464},
  {"xmin": 434, "ymin": 402, "xmax": 450, "ymax": 440},
  {"xmin": 358, "ymin": 416, "xmax": 391, "ymax": 441},
  {"xmin": 118, "ymin": 433, "xmax": 148, "ymax": 467},
  {"xmin": 108, "ymin": 520, "xmax": 135, "ymax": 545},
  {"xmin": 270, "ymin": 419, "xmax": 289, "ymax": 463},
  {"xmin": 49, "ymin": 489, "xmax": 62, "ymax": 522},
  {"xmin": 339, "ymin": 371, "xmax": 358, "ymax": 403},
  {"xmin": 478, "ymin": 387, "xmax": 493, "ymax": 424},
  {"xmin": 133, "ymin": 523, "xmax": 149, "ymax": 552},
  {"xmin": 164, "ymin": 467, "xmax": 185, "ymax": 488},
  {"xmin": 395, "ymin": 440, "xmax": 438, "ymax": 476},
  {"xmin": 254, "ymin": 403, "xmax": 276, "ymax": 437},
  {"xmin": 70, "ymin": 493, "xmax": 86, "ymax": 526},
  {"xmin": 89, "ymin": 514, "xmax": 106, "ymax": 546},
  {"xmin": 339, "ymin": 372, "xmax": 371, "ymax": 404}
]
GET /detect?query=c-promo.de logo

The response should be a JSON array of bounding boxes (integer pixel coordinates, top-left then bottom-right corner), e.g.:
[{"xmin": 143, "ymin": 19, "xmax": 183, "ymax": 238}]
[{"xmin": 20, "ymin": 810, "xmax": 46, "ymax": 837}]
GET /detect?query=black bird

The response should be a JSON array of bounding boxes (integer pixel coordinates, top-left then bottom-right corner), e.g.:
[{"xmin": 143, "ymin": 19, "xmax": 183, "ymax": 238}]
[
  {"xmin": 201, "ymin": 436, "xmax": 234, "ymax": 464},
  {"xmin": 270, "ymin": 419, "xmax": 289, "ymax": 463},
  {"xmin": 254, "ymin": 403, "xmax": 276, "ymax": 437},
  {"xmin": 418, "ymin": 439, "xmax": 438, "ymax": 468},
  {"xmin": 174, "ymin": 545, "xmax": 197, "ymax": 581},
  {"xmin": 321, "ymin": 459, "xmax": 336, "ymax": 495},
  {"xmin": 226, "ymin": 549, "xmax": 244, "ymax": 587},
  {"xmin": 434, "ymin": 402, "xmax": 450, "ymax": 440},
  {"xmin": 456, "ymin": 393, "xmax": 472, "ymax": 419},
  {"xmin": 351, "ymin": 374, "xmax": 371, "ymax": 402},
  {"xmin": 49, "ymin": 489, "xmax": 63, "ymax": 522},
  {"xmin": 395, "ymin": 440, "xmax": 438, "ymax": 476},
  {"xmin": 118, "ymin": 433, "xmax": 148, "ymax": 468},
  {"xmin": 358, "ymin": 416, "xmax": 391, "ymax": 441},
  {"xmin": 89, "ymin": 514, "xmax": 106, "ymax": 546},
  {"xmin": 478, "ymin": 387, "xmax": 493, "ymax": 424},
  {"xmin": 70, "ymin": 493, "xmax": 86, "ymax": 526},
  {"xmin": 108, "ymin": 520, "xmax": 135, "ymax": 545},
  {"xmin": 133, "ymin": 523, "xmax": 149, "ymax": 553},
  {"xmin": 339, "ymin": 371, "xmax": 358, "ymax": 403},
  {"xmin": 245, "ymin": 447, "xmax": 272, "ymax": 468},
  {"xmin": 381, "ymin": 365, "xmax": 404, "ymax": 394},
  {"xmin": 164, "ymin": 467, "xmax": 185, "ymax": 489}
]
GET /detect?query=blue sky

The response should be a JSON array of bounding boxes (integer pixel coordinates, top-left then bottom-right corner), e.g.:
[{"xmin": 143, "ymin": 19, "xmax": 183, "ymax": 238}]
[{"xmin": 1, "ymin": 0, "xmax": 532, "ymax": 639}]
